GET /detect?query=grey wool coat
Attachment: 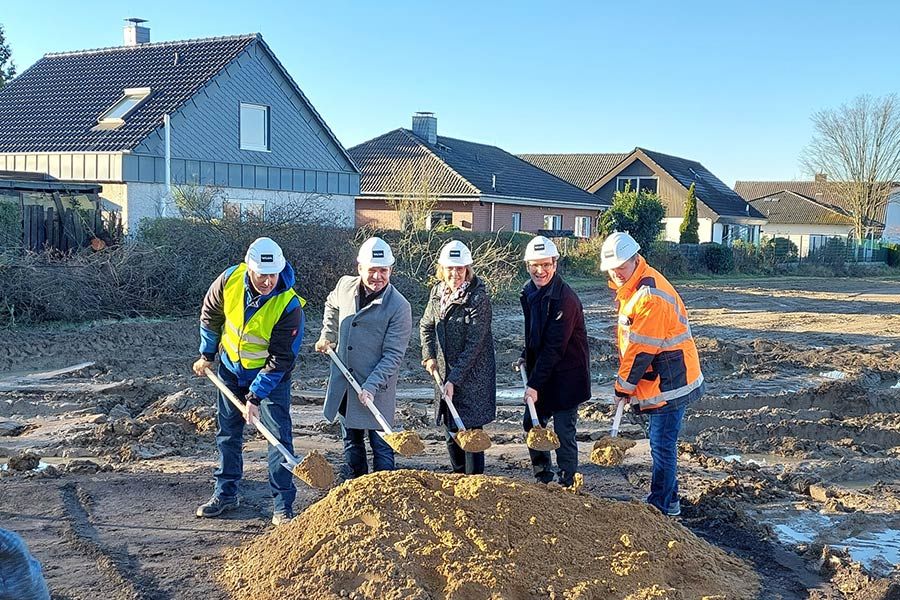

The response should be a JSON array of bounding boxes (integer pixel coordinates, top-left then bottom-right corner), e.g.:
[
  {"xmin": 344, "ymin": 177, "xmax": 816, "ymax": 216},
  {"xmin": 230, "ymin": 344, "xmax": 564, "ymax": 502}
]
[
  {"xmin": 319, "ymin": 276, "xmax": 412, "ymax": 430},
  {"xmin": 420, "ymin": 277, "xmax": 497, "ymax": 428}
]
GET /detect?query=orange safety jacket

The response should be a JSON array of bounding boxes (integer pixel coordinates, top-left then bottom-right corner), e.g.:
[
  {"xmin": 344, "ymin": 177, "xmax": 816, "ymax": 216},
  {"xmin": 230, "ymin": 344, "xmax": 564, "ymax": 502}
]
[{"xmin": 612, "ymin": 255, "xmax": 704, "ymax": 411}]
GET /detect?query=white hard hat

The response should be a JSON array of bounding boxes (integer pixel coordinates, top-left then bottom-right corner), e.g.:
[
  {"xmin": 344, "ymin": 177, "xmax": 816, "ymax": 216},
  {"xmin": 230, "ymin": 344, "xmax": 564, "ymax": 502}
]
[
  {"xmin": 599, "ymin": 231, "xmax": 641, "ymax": 271},
  {"xmin": 245, "ymin": 237, "xmax": 286, "ymax": 275},
  {"xmin": 523, "ymin": 235, "xmax": 559, "ymax": 262},
  {"xmin": 357, "ymin": 237, "xmax": 395, "ymax": 267},
  {"xmin": 438, "ymin": 240, "xmax": 473, "ymax": 267}
]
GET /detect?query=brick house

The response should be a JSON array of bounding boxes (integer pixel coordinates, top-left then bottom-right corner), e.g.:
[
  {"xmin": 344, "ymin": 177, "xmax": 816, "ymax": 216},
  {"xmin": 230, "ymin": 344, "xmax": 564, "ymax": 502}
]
[{"xmin": 349, "ymin": 113, "xmax": 608, "ymax": 237}]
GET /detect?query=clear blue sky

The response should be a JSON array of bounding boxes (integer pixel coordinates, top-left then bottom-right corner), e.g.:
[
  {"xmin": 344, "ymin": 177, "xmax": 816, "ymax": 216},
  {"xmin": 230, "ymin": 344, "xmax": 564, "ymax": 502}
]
[{"xmin": 4, "ymin": 0, "xmax": 899, "ymax": 187}]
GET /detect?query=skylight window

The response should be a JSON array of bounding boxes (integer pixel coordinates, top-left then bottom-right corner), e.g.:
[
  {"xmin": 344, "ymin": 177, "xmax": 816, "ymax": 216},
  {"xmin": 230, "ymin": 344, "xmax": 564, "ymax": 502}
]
[{"xmin": 98, "ymin": 87, "xmax": 151, "ymax": 124}]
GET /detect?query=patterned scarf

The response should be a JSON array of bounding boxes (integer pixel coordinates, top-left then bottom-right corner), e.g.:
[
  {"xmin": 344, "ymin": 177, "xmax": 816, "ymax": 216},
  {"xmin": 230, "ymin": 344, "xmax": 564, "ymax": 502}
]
[{"xmin": 438, "ymin": 280, "xmax": 470, "ymax": 319}]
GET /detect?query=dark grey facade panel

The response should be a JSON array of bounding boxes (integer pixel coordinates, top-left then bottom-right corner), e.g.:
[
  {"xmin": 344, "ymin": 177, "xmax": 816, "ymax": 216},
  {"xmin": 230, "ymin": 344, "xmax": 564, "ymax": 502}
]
[
  {"xmin": 255, "ymin": 166, "xmax": 267, "ymax": 189},
  {"xmin": 172, "ymin": 159, "xmax": 186, "ymax": 184},
  {"xmin": 229, "ymin": 164, "xmax": 242, "ymax": 188},
  {"xmin": 215, "ymin": 162, "xmax": 229, "ymax": 186},
  {"xmin": 201, "ymin": 161, "xmax": 215, "ymax": 185},
  {"xmin": 138, "ymin": 156, "xmax": 155, "ymax": 183},
  {"xmin": 328, "ymin": 172, "xmax": 338, "ymax": 194},
  {"xmin": 242, "ymin": 165, "xmax": 254, "ymax": 188}
]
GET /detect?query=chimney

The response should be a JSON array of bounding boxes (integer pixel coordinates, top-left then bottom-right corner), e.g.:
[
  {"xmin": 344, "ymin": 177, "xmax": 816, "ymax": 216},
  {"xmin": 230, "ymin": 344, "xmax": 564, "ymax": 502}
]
[
  {"xmin": 815, "ymin": 173, "xmax": 828, "ymax": 183},
  {"xmin": 411, "ymin": 112, "xmax": 437, "ymax": 145},
  {"xmin": 124, "ymin": 18, "xmax": 150, "ymax": 46}
]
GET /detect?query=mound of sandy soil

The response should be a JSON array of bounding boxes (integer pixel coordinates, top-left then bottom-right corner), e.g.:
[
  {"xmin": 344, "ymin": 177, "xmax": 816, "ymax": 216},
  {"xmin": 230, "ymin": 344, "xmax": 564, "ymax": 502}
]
[{"xmin": 222, "ymin": 470, "xmax": 759, "ymax": 600}]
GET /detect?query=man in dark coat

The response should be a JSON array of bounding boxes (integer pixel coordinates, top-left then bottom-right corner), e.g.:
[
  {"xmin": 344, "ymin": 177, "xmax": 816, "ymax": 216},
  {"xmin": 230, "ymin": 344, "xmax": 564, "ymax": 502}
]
[{"xmin": 518, "ymin": 235, "xmax": 591, "ymax": 487}]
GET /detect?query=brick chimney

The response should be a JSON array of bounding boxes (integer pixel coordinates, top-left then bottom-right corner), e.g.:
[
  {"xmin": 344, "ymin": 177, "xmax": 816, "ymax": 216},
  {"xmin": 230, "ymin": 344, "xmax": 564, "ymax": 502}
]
[
  {"xmin": 411, "ymin": 112, "xmax": 437, "ymax": 145},
  {"xmin": 815, "ymin": 173, "xmax": 828, "ymax": 183},
  {"xmin": 124, "ymin": 18, "xmax": 150, "ymax": 46}
]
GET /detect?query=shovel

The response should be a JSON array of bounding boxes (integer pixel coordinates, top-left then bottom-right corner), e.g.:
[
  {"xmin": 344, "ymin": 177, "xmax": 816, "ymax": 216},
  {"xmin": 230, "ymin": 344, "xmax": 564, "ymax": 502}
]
[
  {"xmin": 326, "ymin": 348, "xmax": 424, "ymax": 457},
  {"xmin": 204, "ymin": 368, "xmax": 334, "ymax": 489},
  {"xmin": 590, "ymin": 397, "xmax": 635, "ymax": 467},
  {"xmin": 431, "ymin": 370, "xmax": 492, "ymax": 453},
  {"xmin": 516, "ymin": 363, "xmax": 560, "ymax": 451}
]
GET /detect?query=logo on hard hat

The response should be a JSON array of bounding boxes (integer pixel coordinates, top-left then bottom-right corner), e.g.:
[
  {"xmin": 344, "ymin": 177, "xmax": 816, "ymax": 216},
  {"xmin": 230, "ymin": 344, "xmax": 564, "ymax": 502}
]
[
  {"xmin": 535, "ymin": 244, "xmax": 545, "ymax": 251},
  {"xmin": 603, "ymin": 250, "xmax": 614, "ymax": 258},
  {"xmin": 261, "ymin": 254, "xmax": 274, "ymax": 262},
  {"xmin": 372, "ymin": 250, "xmax": 384, "ymax": 258},
  {"xmin": 449, "ymin": 250, "xmax": 461, "ymax": 257}
]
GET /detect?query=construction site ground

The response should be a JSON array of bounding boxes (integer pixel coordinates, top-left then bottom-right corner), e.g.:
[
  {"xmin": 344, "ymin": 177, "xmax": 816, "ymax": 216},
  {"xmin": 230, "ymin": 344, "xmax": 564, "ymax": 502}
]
[{"xmin": 1, "ymin": 276, "xmax": 899, "ymax": 599}]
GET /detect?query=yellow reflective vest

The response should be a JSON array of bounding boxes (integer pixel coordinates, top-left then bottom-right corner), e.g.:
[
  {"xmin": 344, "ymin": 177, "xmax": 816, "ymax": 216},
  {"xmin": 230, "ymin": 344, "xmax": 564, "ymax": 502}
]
[{"xmin": 220, "ymin": 263, "xmax": 300, "ymax": 369}]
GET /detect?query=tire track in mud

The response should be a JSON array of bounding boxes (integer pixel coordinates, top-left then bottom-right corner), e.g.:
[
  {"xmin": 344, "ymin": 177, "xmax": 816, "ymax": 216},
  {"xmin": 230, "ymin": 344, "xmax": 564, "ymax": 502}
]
[{"xmin": 60, "ymin": 482, "xmax": 169, "ymax": 600}]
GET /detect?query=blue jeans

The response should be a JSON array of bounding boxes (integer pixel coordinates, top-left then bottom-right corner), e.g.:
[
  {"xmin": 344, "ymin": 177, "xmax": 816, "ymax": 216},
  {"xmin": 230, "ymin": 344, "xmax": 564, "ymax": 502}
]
[
  {"xmin": 213, "ymin": 363, "xmax": 296, "ymax": 514},
  {"xmin": 444, "ymin": 423, "xmax": 485, "ymax": 475},
  {"xmin": 646, "ymin": 403, "xmax": 687, "ymax": 514},
  {"xmin": 523, "ymin": 406, "xmax": 579, "ymax": 486},
  {"xmin": 341, "ymin": 423, "xmax": 395, "ymax": 479}
]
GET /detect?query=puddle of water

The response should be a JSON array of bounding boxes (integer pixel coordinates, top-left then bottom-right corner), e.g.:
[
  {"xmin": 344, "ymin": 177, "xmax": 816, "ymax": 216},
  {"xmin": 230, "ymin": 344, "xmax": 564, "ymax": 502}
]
[
  {"xmin": 842, "ymin": 529, "xmax": 900, "ymax": 575},
  {"xmin": 819, "ymin": 370, "xmax": 847, "ymax": 380},
  {"xmin": 758, "ymin": 506, "xmax": 900, "ymax": 576}
]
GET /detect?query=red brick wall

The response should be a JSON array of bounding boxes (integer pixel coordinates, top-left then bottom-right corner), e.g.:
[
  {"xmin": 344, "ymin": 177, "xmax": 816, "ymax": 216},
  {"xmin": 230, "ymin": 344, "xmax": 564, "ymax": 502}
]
[{"xmin": 356, "ymin": 197, "xmax": 601, "ymax": 236}]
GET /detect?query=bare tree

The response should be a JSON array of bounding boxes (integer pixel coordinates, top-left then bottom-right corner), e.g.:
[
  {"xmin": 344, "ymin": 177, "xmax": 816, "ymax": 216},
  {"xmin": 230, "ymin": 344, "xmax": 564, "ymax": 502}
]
[
  {"xmin": 384, "ymin": 162, "xmax": 440, "ymax": 230},
  {"xmin": 802, "ymin": 94, "xmax": 900, "ymax": 239}
]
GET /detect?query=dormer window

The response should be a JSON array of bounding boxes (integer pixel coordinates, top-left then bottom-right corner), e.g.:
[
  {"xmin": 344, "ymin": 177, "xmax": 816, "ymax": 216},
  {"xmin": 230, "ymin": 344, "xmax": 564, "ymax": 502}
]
[{"xmin": 97, "ymin": 87, "xmax": 151, "ymax": 127}]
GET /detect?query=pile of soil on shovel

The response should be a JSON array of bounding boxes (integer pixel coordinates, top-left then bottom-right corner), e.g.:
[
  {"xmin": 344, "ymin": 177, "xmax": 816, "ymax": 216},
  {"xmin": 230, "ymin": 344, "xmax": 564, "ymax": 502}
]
[
  {"xmin": 383, "ymin": 431, "xmax": 424, "ymax": 456},
  {"xmin": 455, "ymin": 429, "xmax": 491, "ymax": 452},
  {"xmin": 526, "ymin": 426, "xmax": 559, "ymax": 451},
  {"xmin": 221, "ymin": 470, "xmax": 759, "ymax": 600},
  {"xmin": 591, "ymin": 437, "xmax": 637, "ymax": 467}
]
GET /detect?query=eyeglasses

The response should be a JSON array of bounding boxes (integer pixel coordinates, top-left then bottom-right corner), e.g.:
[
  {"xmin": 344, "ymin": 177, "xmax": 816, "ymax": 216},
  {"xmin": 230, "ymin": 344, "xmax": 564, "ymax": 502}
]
[{"xmin": 527, "ymin": 261, "xmax": 555, "ymax": 271}]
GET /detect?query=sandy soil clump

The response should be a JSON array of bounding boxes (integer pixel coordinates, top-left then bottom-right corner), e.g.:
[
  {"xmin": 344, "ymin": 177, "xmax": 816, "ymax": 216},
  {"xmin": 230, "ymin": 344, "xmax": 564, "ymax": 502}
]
[
  {"xmin": 383, "ymin": 430, "xmax": 425, "ymax": 456},
  {"xmin": 526, "ymin": 426, "xmax": 560, "ymax": 451},
  {"xmin": 591, "ymin": 437, "xmax": 637, "ymax": 467},
  {"xmin": 292, "ymin": 450, "xmax": 335, "ymax": 489},
  {"xmin": 222, "ymin": 470, "xmax": 759, "ymax": 600},
  {"xmin": 455, "ymin": 429, "xmax": 492, "ymax": 452}
]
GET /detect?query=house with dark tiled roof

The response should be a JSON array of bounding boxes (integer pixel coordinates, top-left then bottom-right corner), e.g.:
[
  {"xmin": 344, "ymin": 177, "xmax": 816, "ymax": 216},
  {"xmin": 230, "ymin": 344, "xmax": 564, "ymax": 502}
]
[
  {"xmin": 735, "ymin": 178, "xmax": 900, "ymax": 244},
  {"xmin": 522, "ymin": 148, "xmax": 766, "ymax": 245},
  {"xmin": 349, "ymin": 113, "xmax": 609, "ymax": 237},
  {"xmin": 0, "ymin": 19, "xmax": 359, "ymax": 231}
]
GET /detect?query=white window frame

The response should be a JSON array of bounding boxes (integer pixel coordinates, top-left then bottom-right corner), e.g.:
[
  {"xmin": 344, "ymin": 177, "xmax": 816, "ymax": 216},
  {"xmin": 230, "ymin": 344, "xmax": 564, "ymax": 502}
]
[
  {"xmin": 616, "ymin": 176, "xmax": 658, "ymax": 194},
  {"xmin": 511, "ymin": 212, "xmax": 522, "ymax": 232},
  {"xmin": 428, "ymin": 210, "xmax": 453, "ymax": 229},
  {"xmin": 222, "ymin": 199, "xmax": 266, "ymax": 222},
  {"xmin": 97, "ymin": 87, "xmax": 151, "ymax": 124},
  {"xmin": 543, "ymin": 214, "xmax": 562, "ymax": 230},
  {"xmin": 574, "ymin": 216, "xmax": 591, "ymax": 238},
  {"xmin": 240, "ymin": 103, "xmax": 270, "ymax": 152}
]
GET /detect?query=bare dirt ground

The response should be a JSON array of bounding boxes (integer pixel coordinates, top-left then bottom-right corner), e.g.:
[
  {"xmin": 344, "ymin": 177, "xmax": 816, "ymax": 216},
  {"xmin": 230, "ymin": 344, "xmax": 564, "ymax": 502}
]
[{"xmin": 1, "ymin": 276, "xmax": 899, "ymax": 599}]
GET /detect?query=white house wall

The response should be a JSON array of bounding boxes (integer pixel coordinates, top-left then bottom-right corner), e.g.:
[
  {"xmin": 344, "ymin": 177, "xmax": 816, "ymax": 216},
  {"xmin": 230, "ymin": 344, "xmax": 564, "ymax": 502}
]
[
  {"xmin": 885, "ymin": 193, "xmax": 900, "ymax": 243},
  {"xmin": 116, "ymin": 183, "xmax": 354, "ymax": 233},
  {"xmin": 659, "ymin": 217, "xmax": 717, "ymax": 243}
]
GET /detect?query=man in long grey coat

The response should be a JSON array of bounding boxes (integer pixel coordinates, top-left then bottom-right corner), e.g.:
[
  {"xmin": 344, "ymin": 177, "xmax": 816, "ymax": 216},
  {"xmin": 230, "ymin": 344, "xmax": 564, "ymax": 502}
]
[{"xmin": 315, "ymin": 237, "xmax": 412, "ymax": 478}]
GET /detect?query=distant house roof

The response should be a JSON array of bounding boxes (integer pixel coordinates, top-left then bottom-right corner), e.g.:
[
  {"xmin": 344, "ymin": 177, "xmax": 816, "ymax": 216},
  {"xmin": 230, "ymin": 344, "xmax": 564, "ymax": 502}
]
[
  {"xmin": 748, "ymin": 190, "xmax": 854, "ymax": 226},
  {"xmin": 0, "ymin": 33, "xmax": 356, "ymax": 169},
  {"xmin": 735, "ymin": 180, "xmax": 886, "ymax": 227},
  {"xmin": 349, "ymin": 129, "xmax": 608, "ymax": 208},
  {"xmin": 636, "ymin": 148, "xmax": 766, "ymax": 220},
  {"xmin": 587, "ymin": 147, "xmax": 765, "ymax": 222},
  {"xmin": 517, "ymin": 153, "xmax": 629, "ymax": 190}
]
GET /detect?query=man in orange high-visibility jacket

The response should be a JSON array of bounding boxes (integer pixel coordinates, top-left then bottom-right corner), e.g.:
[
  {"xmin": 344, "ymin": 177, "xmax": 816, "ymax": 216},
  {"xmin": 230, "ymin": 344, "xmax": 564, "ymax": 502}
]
[{"xmin": 601, "ymin": 232, "xmax": 704, "ymax": 517}]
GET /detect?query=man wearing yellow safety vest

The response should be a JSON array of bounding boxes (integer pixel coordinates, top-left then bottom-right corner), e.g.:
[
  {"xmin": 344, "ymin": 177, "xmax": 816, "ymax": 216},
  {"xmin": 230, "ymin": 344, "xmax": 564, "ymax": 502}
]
[
  {"xmin": 602, "ymin": 231, "xmax": 704, "ymax": 517},
  {"xmin": 191, "ymin": 237, "xmax": 305, "ymax": 526}
]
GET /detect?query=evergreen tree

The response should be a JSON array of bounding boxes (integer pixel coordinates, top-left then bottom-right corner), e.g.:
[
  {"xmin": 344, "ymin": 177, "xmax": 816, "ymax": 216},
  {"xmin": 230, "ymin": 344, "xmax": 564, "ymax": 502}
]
[
  {"xmin": 679, "ymin": 183, "xmax": 700, "ymax": 244},
  {"xmin": 599, "ymin": 183, "xmax": 665, "ymax": 253}
]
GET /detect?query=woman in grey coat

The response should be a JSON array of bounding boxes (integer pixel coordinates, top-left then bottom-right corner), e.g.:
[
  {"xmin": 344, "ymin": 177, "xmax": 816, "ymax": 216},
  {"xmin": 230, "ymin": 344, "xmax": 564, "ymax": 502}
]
[{"xmin": 420, "ymin": 240, "xmax": 496, "ymax": 475}]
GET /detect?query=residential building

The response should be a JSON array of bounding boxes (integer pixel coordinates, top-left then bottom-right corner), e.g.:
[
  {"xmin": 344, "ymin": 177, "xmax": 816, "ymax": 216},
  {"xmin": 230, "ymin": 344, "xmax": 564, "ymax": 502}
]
[
  {"xmin": 0, "ymin": 19, "xmax": 359, "ymax": 232},
  {"xmin": 349, "ymin": 113, "xmax": 608, "ymax": 236}
]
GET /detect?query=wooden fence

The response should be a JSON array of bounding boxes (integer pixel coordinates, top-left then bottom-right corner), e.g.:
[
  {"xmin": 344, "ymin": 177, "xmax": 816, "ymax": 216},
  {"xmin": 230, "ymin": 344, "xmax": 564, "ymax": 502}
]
[{"xmin": 20, "ymin": 192, "xmax": 121, "ymax": 252}]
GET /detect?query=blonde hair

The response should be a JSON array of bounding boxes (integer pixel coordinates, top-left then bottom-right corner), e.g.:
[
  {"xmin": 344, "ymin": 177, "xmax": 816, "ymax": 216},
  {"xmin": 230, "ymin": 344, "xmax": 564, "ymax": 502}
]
[{"xmin": 436, "ymin": 264, "xmax": 475, "ymax": 284}]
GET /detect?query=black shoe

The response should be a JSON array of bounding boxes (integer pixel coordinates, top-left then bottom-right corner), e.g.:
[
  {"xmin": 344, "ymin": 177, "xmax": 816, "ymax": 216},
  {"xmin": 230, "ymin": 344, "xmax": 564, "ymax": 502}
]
[{"xmin": 196, "ymin": 496, "xmax": 239, "ymax": 518}]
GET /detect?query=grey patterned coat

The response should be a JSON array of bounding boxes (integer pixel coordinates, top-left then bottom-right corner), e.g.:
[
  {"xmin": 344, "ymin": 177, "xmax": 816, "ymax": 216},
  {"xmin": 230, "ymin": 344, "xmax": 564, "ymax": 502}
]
[
  {"xmin": 420, "ymin": 277, "xmax": 496, "ymax": 428},
  {"xmin": 319, "ymin": 276, "xmax": 412, "ymax": 430}
]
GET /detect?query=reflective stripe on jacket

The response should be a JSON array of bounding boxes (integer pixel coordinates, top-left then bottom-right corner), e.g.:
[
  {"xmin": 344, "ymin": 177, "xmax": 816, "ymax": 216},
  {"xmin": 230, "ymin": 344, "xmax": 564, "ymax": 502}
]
[
  {"xmin": 613, "ymin": 256, "xmax": 703, "ymax": 410},
  {"xmin": 221, "ymin": 263, "xmax": 300, "ymax": 369}
]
